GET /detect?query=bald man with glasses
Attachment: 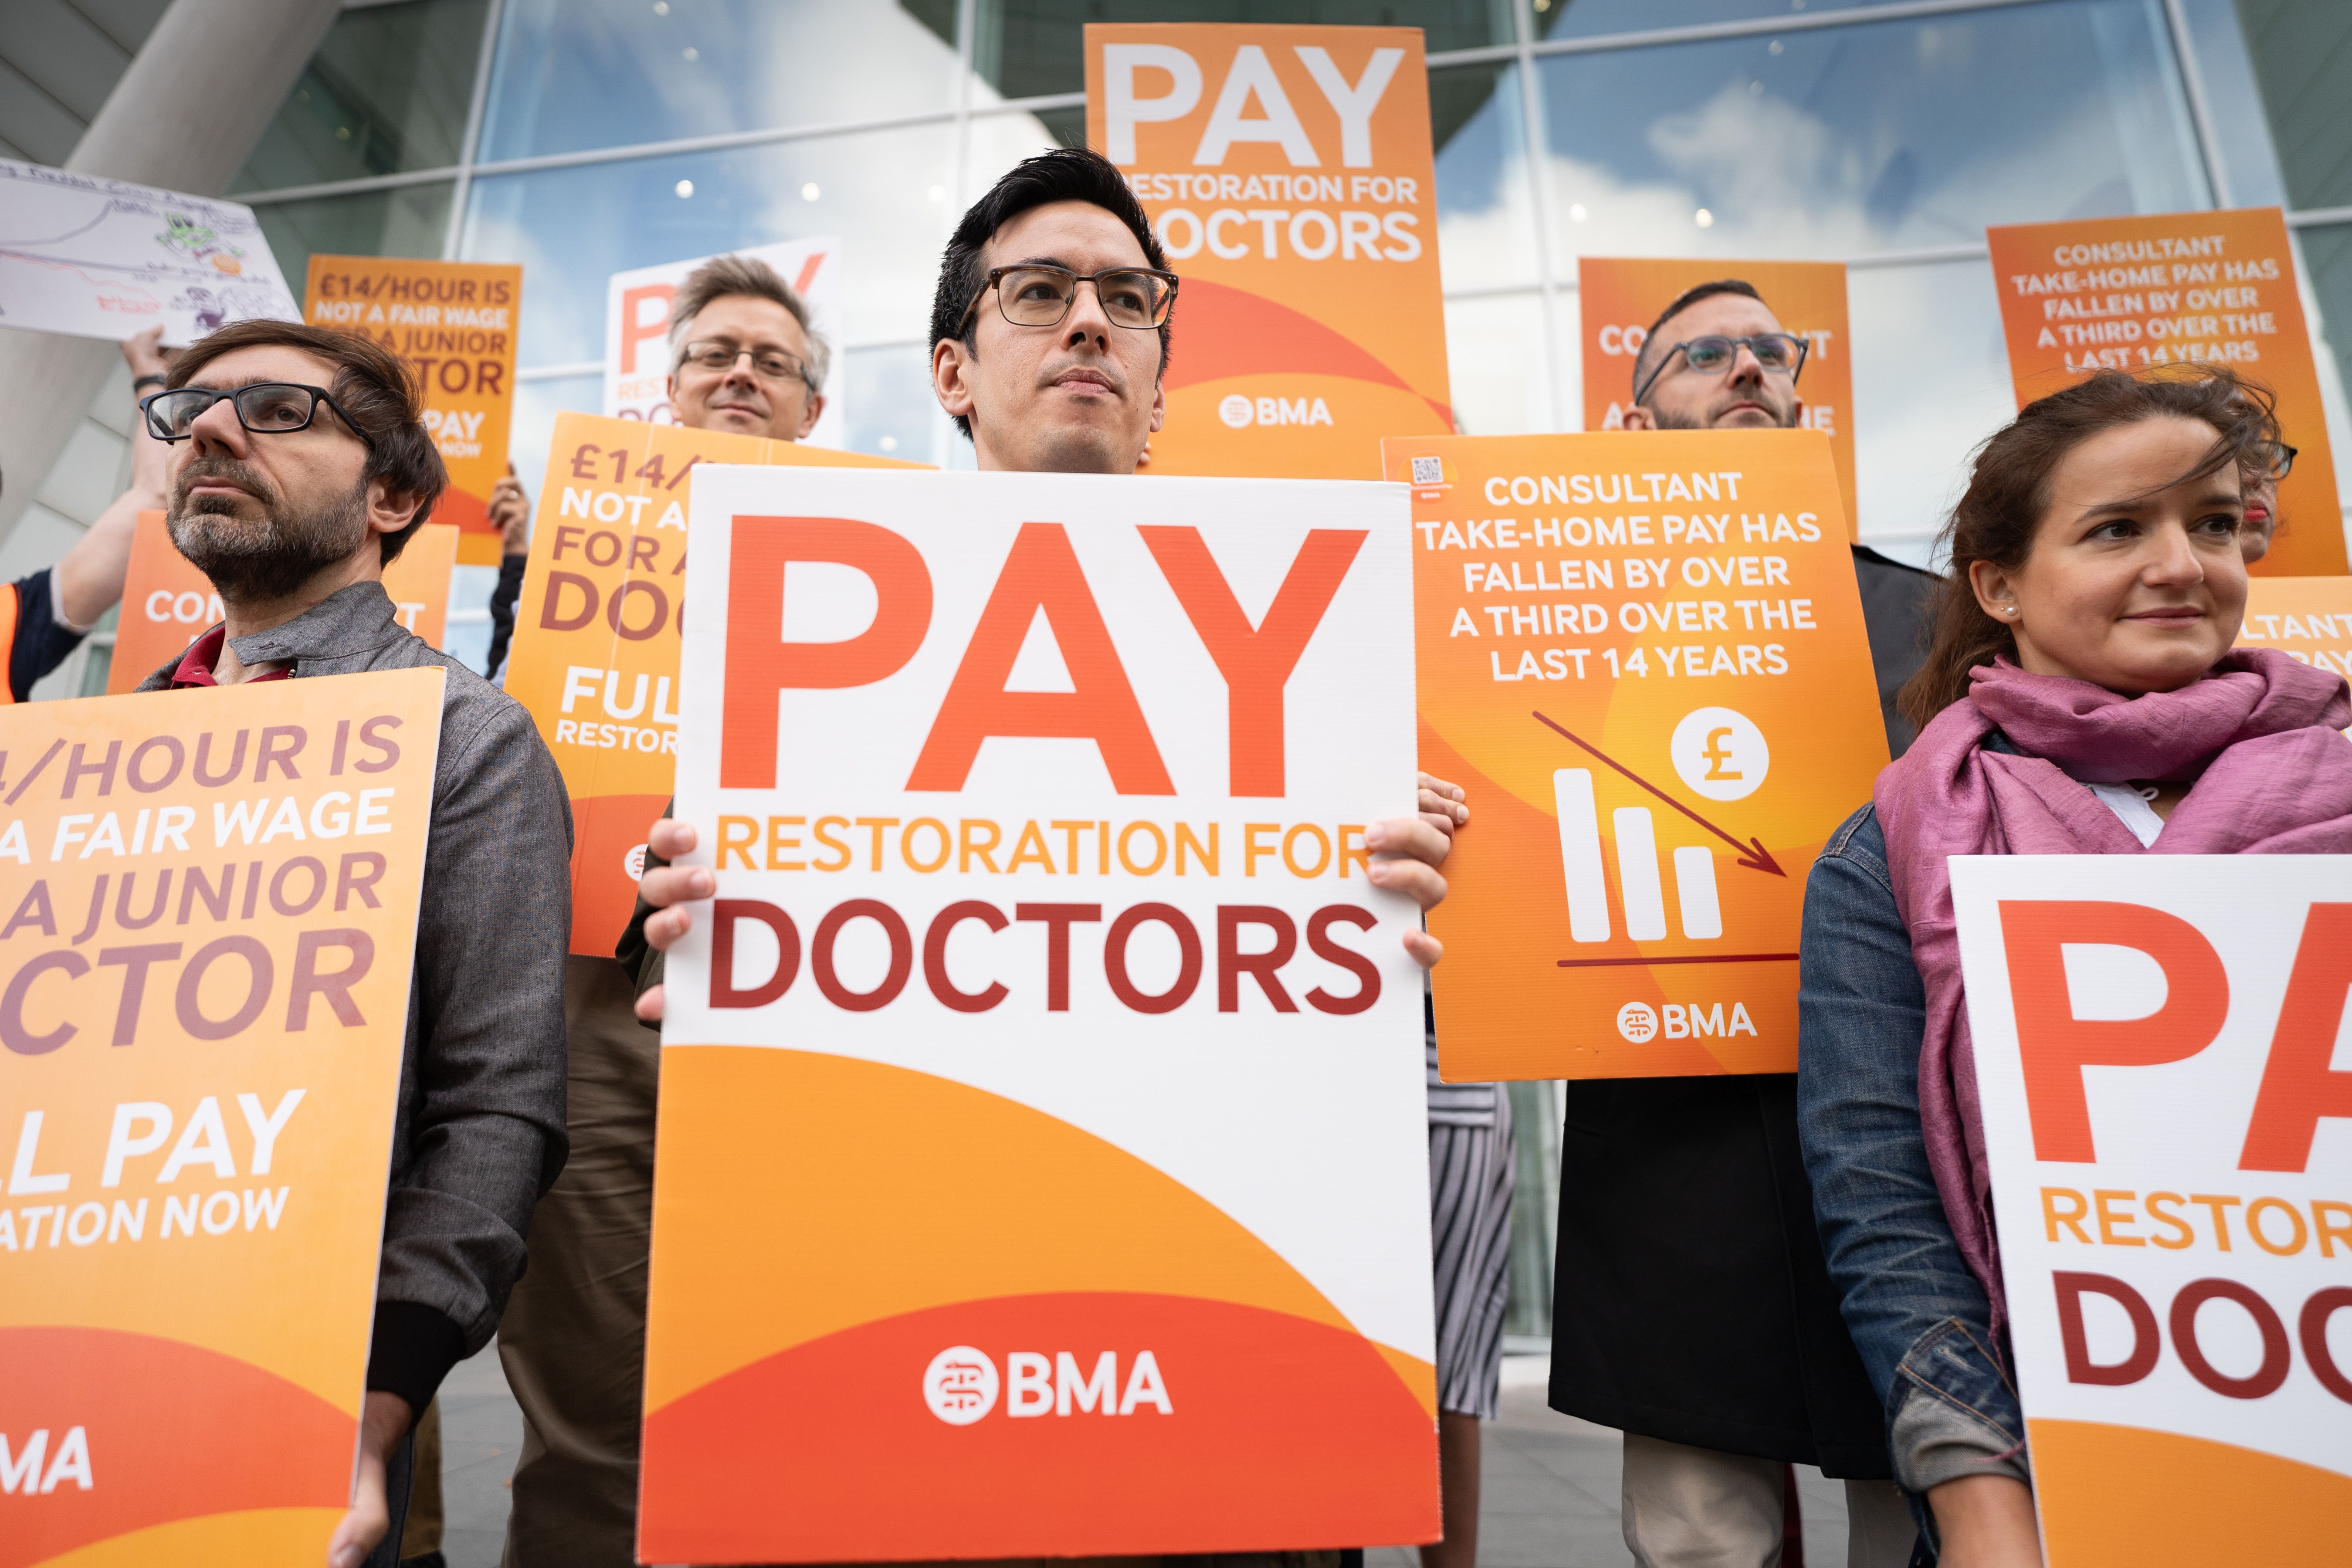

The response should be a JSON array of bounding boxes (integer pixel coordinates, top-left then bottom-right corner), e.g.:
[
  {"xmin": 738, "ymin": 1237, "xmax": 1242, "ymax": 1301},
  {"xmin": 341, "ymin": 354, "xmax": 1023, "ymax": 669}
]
[{"xmin": 1553, "ymin": 279, "xmax": 1922, "ymax": 1568}]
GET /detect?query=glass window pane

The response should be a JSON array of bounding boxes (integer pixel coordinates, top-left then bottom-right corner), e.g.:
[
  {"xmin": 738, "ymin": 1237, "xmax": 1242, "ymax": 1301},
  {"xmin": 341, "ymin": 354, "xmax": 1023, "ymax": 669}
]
[
  {"xmin": 254, "ymin": 184, "xmax": 456, "ymax": 306},
  {"xmin": 2230, "ymin": 0, "xmax": 2352, "ymax": 210},
  {"xmin": 2178, "ymin": 0, "xmax": 2286, "ymax": 209},
  {"xmin": 970, "ymin": 1, "xmax": 1517, "ymax": 102},
  {"xmin": 509, "ymin": 373, "xmax": 605, "ymax": 516},
  {"xmin": 844, "ymin": 342, "xmax": 955, "ymax": 465},
  {"xmin": 1537, "ymin": 0, "xmax": 1908, "ymax": 39},
  {"xmin": 479, "ymin": 0, "xmax": 959, "ymax": 163},
  {"xmin": 1535, "ymin": 0, "xmax": 2209, "ymax": 263},
  {"xmin": 1445, "ymin": 291, "xmax": 1564, "ymax": 435},
  {"xmin": 232, "ymin": 0, "xmax": 488, "ymax": 192},
  {"xmin": 463, "ymin": 127, "xmax": 954, "ymax": 367},
  {"xmin": 2281, "ymin": 222, "xmax": 2352, "ymax": 473},
  {"xmin": 1434, "ymin": 61, "xmax": 1539, "ymax": 291},
  {"xmin": 1847, "ymin": 256, "xmax": 2016, "ymax": 562}
]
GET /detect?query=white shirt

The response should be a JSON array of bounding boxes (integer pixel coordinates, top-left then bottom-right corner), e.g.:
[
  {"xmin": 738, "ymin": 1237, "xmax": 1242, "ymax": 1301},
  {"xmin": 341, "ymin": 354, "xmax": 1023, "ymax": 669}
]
[{"xmin": 2087, "ymin": 781, "xmax": 2165, "ymax": 847}]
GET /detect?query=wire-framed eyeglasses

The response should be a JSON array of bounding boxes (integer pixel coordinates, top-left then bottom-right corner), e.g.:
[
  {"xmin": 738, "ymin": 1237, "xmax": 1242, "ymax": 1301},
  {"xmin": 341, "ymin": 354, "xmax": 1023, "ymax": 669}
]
[
  {"xmin": 140, "ymin": 383, "xmax": 376, "ymax": 450},
  {"xmin": 676, "ymin": 339, "xmax": 819, "ymax": 393},
  {"xmin": 1632, "ymin": 333, "xmax": 1809, "ymax": 405},
  {"xmin": 963, "ymin": 264, "xmax": 1178, "ymax": 331}
]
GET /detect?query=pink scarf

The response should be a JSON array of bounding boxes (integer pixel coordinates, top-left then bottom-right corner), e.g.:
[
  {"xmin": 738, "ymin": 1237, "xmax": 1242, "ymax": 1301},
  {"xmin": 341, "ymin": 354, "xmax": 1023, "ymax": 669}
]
[{"xmin": 1872, "ymin": 649, "xmax": 2352, "ymax": 1322}]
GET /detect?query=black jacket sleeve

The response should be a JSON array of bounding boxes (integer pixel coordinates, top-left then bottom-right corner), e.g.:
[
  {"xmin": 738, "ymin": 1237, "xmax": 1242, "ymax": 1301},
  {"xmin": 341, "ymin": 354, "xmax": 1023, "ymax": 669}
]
[{"xmin": 8, "ymin": 571, "xmax": 88, "ymax": 701}]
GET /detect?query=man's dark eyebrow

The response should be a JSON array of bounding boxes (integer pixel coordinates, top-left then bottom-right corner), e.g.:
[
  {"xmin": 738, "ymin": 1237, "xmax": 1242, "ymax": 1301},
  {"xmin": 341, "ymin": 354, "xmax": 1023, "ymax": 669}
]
[{"xmin": 184, "ymin": 373, "xmax": 317, "ymax": 391}]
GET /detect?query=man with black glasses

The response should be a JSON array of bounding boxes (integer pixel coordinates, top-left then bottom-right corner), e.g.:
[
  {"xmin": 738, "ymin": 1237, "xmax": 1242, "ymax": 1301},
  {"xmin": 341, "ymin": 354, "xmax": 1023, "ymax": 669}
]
[
  {"xmin": 619, "ymin": 148, "xmax": 1467, "ymax": 1568},
  {"xmin": 135, "ymin": 319, "xmax": 572, "ymax": 1568},
  {"xmin": 1558, "ymin": 279, "xmax": 1918, "ymax": 1568}
]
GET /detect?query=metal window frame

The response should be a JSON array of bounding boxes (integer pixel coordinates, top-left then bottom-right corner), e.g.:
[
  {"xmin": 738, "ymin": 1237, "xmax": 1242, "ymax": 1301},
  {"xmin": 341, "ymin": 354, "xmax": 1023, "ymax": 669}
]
[{"xmin": 258, "ymin": 0, "xmax": 2298, "ymax": 429}]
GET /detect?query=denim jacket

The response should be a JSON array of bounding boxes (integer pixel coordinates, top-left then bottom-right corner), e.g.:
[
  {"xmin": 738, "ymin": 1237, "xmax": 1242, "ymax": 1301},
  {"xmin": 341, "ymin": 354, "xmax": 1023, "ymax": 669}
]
[{"xmin": 1796, "ymin": 804, "xmax": 2030, "ymax": 1503}]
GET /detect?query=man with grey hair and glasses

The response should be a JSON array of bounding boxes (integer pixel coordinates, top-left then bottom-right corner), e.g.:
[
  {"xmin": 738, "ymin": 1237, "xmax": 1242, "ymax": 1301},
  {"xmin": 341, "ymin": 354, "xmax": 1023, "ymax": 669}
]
[{"xmin": 492, "ymin": 250, "xmax": 830, "ymax": 1567}]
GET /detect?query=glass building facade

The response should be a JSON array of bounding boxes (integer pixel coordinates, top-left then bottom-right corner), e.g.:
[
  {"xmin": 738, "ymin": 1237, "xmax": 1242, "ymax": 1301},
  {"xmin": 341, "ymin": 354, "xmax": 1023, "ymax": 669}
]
[{"xmin": 98, "ymin": 0, "xmax": 2352, "ymax": 1335}]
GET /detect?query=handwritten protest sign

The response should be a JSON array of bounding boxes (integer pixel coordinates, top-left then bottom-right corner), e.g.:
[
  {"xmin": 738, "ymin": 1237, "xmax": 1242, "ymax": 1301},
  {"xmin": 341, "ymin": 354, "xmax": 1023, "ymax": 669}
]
[{"xmin": 0, "ymin": 159, "xmax": 298, "ymax": 345}]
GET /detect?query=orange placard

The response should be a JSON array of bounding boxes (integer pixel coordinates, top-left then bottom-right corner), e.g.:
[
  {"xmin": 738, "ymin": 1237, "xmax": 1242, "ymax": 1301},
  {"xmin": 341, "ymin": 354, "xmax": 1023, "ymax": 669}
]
[
  {"xmin": 108, "ymin": 514, "xmax": 459, "ymax": 694},
  {"xmin": 1578, "ymin": 257, "xmax": 1856, "ymax": 534},
  {"xmin": 305, "ymin": 255, "xmax": 521, "ymax": 566},
  {"xmin": 0, "ymin": 667, "xmax": 444, "ymax": 1565},
  {"xmin": 2236, "ymin": 575, "xmax": 2352, "ymax": 690},
  {"xmin": 1086, "ymin": 24, "xmax": 1451, "ymax": 478},
  {"xmin": 1985, "ymin": 208, "xmax": 2346, "ymax": 576},
  {"xmin": 1388, "ymin": 430, "xmax": 1887, "ymax": 1080},
  {"xmin": 502, "ymin": 413, "xmax": 925, "ymax": 958}
]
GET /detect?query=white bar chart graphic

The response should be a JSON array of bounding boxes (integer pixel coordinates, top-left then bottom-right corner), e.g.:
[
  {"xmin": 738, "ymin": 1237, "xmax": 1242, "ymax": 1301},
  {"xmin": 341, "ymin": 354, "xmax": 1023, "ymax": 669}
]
[{"xmin": 1552, "ymin": 768, "xmax": 1724, "ymax": 943}]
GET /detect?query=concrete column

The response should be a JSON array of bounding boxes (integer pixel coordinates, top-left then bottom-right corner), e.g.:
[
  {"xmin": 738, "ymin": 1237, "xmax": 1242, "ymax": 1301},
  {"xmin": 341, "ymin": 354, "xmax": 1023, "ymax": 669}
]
[{"xmin": 0, "ymin": 0, "xmax": 341, "ymax": 550}]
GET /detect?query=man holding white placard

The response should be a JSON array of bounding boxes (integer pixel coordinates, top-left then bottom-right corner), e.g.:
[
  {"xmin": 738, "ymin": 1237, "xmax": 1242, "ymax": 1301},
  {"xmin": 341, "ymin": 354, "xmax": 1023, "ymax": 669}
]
[{"xmin": 623, "ymin": 148, "xmax": 1466, "ymax": 1566}]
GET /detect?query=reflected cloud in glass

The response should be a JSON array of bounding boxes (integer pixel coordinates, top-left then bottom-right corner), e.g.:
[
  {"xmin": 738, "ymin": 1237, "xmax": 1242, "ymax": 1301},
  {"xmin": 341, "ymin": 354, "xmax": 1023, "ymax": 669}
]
[
  {"xmin": 463, "ymin": 127, "xmax": 955, "ymax": 367},
  {"xmin": 1535, "ymin": 1, "xmax": 2209, "ymax": 263}
]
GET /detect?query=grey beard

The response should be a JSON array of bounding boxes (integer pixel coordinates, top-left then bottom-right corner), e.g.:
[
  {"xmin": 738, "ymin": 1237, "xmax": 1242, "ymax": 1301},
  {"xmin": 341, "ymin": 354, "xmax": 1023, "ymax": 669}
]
[{"xmin": 169, "ymin": 480, "xmax": 371, "ymax": 604}]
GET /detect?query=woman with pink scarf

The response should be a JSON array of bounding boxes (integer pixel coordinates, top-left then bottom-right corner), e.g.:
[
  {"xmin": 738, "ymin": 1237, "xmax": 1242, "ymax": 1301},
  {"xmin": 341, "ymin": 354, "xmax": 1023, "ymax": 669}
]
[{"xmin": 1794, "ymin": 366, "xmax": 2352, "ymax": 1566}]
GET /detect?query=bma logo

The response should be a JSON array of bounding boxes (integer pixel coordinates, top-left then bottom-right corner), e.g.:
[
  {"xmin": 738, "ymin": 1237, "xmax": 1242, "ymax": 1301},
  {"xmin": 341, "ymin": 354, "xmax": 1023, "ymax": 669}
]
[
  {"xmin": 1218, "ymin": 393, "xmax": 1335, "ymax": 429},
  {"xmin": 922, "ymin": 1346, "xmax": 999, "ymax": 1426},
  {"xmin": 922, "ymin": 1346, "xmax": 1174, "ymax": 1425},
  {"xmin": 1618, "ymin": 999, "xmax": 1758, "ymax": 1042}
]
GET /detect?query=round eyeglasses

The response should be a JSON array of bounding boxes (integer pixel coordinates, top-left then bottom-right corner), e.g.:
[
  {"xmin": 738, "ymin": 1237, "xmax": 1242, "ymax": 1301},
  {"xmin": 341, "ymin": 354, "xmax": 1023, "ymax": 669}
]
[
  {"xmin": 1632, "ymin": 333, "xmax": 1809, "ymax": 405},
  {"xmin": 141, "ymin": 383, "xmax": 376, "ymax": 450},
  {"xmin": 964, "ymin": 264, "xmax": 1178, "ymax": 331},
  {"xmin": 2252, "ymin": 440, "xmax": 2298, "ymax": 481}
]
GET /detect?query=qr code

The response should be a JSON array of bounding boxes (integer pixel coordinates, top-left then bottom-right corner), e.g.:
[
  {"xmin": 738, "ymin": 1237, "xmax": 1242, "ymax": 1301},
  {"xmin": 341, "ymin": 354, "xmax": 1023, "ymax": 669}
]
[{"xmin": 1410, "ymin": 456, "xmax": 1444, "ymax": 484}]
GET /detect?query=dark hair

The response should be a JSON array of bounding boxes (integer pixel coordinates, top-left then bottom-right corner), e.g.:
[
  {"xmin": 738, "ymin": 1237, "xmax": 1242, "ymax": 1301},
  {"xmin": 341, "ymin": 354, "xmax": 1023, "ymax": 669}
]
[
  {"xmin": 670, "ymin": 253, "xmax": 830, "ymax": 389},
  {"xmin": 1630, "ymin": 278, "xmax": 1766, "ymax": 403},
  {"xmin": 928, "ymin": 146, "xmax": 1172, "ymax": 437},
  {"xmin": 1898, "ymin": 367, "xmax": 2278, "ymax": 727},
  {"xmin": 166, "ymin": 318, "xmax": 447, "ymax": 565}
]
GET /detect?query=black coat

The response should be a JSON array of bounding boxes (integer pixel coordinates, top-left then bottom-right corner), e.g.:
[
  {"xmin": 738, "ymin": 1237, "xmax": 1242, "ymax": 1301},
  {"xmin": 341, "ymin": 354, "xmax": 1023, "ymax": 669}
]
[
  {"xmin": 1543, "ymin": 548, "xmax": 1940, "ymax": 1478},
  {"xmin": 1547, "ymin": 1073, "xmax": 1890, "ymax": 1477}
]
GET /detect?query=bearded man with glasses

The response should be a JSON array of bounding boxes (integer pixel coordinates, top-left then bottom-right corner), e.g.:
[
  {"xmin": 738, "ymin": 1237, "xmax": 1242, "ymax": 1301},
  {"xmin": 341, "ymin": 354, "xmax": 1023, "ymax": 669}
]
[
  {"xmin": 1555, "ymin": 278, "xmax": 1919, "ymax": 1568},
  {"xmin": 133, "ymin": 319, "xmax": 573, "ymax": 1568}
]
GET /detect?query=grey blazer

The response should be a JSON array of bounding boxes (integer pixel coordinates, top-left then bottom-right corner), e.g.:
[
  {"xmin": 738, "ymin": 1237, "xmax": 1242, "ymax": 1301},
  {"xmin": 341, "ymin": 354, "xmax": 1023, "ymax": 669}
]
[{"xmin": 141, "ymin": 579, "xmax": 572, "ymax": 1410}]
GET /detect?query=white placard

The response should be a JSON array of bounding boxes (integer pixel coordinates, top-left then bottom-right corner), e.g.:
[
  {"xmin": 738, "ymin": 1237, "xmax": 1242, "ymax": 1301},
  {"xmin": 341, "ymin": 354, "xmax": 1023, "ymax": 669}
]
[
  {"xmin": 601, "ymin": 237, "xmax": 843, "ymax": 447},
  {"xmin": 638, "ymin": 464, "xmax": 1440, "ymax": 1559},
  {"xmin": 1952, "ymin": 854, "xmax": 2352, "ymax": 1561},
  {"xmin": 0, "ymin": 159, "xmax": 299, "ymax": 344}
]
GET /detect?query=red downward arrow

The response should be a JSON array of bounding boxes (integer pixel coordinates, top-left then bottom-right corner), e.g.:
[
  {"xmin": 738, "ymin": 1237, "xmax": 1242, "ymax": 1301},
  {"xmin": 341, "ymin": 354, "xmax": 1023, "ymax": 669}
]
[{"xmin": 1532, "ymin": 711, "xmax": 1786, "ymax": 877}]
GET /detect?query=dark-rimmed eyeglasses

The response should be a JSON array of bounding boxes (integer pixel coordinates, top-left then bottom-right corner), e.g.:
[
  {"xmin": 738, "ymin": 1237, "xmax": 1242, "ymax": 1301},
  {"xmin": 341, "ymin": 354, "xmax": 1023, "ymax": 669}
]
[
  {"xmin": 2252, "ymin": 440, "xmax": 2298, "ymax": 481},
  {"xmin": 141, "ymin": 383, "xmax": 376, "ymax": 450},
  {"xmin": 676, "ymin": 339, "xmax": 819, "ymax": 393},
  {"xmin": 1633, "ymin": 333, "xmax": 1809, "ymax": 405},
  {"xmin": 963, "ymin": 264, "xmax": 1178, "ymax": 332}
]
